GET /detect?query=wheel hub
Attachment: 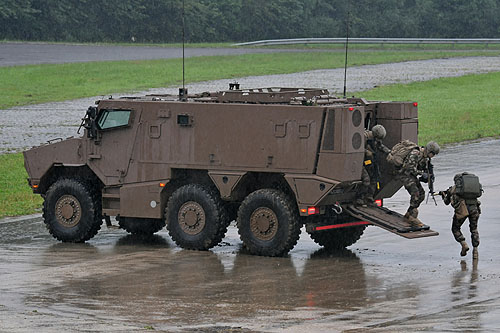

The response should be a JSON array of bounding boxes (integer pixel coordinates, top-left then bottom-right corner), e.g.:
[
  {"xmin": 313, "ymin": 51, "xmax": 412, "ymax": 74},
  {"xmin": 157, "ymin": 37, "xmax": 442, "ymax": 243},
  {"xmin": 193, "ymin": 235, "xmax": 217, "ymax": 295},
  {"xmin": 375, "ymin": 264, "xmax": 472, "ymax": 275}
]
[
  {"xmin": 178, "ymin": 201, "xmax": 206, "ymax": 235},
  {"xmin": 250, "ymin": 207, "xmax": 278, "ymax": 241},
  {"xmin": 55, "ymin": 194, "xmax": 82, "ymax": 228}
]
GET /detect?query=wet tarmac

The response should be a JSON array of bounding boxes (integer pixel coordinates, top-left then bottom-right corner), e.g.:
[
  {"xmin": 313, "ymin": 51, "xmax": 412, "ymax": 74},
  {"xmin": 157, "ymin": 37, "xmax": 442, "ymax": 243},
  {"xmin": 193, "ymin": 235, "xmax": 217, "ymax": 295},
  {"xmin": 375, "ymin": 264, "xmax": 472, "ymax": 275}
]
[
  {"xmin": 1, "ymin": 139, "xmax": 500, "ymax": 332},
  {"xmin": 0, "ymin": 42, "xmax": 305, "ymax": 67},
  {"xmin": 2, "ymin": 56, "xmax": 500, "ymax": 153}
]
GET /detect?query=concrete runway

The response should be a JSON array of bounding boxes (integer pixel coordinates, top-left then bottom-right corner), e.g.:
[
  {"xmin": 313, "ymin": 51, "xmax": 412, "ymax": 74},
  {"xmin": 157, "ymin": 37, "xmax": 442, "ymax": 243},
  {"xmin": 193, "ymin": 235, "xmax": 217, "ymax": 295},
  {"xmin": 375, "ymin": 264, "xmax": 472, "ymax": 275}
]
[
  {"xmin": 1, "ymin": 139, "xmax": 499, "ymax": 332},
  {"xmin": 0, "ymin": 42, "xmax": 310, "ymax": 67}
]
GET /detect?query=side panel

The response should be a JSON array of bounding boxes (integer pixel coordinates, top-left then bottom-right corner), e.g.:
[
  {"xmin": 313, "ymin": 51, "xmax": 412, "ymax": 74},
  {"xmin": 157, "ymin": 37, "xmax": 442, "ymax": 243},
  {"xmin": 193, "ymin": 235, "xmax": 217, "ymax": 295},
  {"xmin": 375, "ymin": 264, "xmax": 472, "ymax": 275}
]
[
  {"xmin": 24, "ymin": 138, "xmax": 85, "ymax": 184},
  {"xmin": 119, "ymin": 182, "xmax": 164, "ymax": 219},
  {"xmin": 111, "ymin": 101, "xmax": 326, "ymax": 184},
  {"xmin": 316, "ymin": 106, "xmax": 365, "ymax": 181}
]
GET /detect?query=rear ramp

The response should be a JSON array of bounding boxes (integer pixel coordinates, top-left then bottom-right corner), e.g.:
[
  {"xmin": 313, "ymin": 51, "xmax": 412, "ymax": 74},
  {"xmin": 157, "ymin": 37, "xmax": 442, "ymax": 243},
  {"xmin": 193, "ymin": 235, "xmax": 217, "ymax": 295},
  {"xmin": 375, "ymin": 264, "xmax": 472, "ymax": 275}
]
[{"xmin": 345, "ymin": 205, "xmax": 439, "ymax": 239}]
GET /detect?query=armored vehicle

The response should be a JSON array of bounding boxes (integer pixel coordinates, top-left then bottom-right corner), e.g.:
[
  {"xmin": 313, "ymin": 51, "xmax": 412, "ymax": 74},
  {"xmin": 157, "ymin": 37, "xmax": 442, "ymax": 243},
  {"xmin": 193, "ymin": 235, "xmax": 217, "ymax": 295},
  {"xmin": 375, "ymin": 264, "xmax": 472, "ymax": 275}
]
[{"xmin": 23, "ymin": 87, "xmax": 437, "ymax": 256}]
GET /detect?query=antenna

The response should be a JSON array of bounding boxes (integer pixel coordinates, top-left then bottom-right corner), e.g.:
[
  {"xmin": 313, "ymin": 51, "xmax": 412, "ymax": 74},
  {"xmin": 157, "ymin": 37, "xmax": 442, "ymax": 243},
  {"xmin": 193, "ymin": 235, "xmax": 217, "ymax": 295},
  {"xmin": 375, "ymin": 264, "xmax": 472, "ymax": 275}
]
[
  {"xmin": 179, "ymin": 0, "xmax": 188, "ymax": 101},
  {"xmin": 342, "ymin": 0, "xmax": 350, "ymax": 99}
]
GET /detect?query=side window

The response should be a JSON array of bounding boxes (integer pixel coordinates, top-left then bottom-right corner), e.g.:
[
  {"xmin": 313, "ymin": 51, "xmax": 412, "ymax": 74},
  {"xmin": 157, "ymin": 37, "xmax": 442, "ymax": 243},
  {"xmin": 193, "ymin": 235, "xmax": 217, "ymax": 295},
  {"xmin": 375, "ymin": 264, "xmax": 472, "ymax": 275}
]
[{"xmin": 97, "ymin": 109, "xmax": 132, "ymax": 130}]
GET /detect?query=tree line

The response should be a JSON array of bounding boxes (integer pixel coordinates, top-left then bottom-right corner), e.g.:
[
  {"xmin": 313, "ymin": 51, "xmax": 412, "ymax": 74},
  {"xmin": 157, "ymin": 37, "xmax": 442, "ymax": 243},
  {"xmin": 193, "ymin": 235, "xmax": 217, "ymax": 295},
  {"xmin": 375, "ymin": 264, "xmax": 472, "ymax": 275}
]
[{"xmin": 1, "ymin": 0, "xmax": 499, "ymax": 43}]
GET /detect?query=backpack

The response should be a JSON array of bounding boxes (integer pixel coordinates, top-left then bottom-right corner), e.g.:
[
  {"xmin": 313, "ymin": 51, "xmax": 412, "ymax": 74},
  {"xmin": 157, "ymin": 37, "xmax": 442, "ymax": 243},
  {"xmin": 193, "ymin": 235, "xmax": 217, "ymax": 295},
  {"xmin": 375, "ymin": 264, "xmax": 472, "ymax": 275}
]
[
  {"xmin": 386, "ymin": 140, "xmax": 419, "ymax": 167},
  {"xmin": 454, "ymin": 172, "xmax": 483, "ymax": 199}
]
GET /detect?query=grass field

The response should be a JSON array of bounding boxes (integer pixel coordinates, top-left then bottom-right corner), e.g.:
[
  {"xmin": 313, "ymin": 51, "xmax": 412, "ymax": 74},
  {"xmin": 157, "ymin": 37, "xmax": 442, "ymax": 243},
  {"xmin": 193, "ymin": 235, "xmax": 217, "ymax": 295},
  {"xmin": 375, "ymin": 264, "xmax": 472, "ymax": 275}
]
[
  {"xmin": 1, "ymin": 49, "xmax": 499, "ymax": 109},
  {"xmin": 0, "ymin": 153, "xmax": 43, "ymax": 218},
  {"xmin": 361, "ymin": 71, "xmax": 500, "ymax": 145}
]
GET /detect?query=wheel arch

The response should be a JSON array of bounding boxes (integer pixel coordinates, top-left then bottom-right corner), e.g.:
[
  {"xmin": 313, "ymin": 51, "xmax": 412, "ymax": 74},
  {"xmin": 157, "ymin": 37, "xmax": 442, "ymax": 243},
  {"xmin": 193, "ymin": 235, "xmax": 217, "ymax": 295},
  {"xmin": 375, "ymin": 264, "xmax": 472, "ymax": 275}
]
[{"xmin": 39, "ymin": 164, "xmax": 103, "ymax": 195}]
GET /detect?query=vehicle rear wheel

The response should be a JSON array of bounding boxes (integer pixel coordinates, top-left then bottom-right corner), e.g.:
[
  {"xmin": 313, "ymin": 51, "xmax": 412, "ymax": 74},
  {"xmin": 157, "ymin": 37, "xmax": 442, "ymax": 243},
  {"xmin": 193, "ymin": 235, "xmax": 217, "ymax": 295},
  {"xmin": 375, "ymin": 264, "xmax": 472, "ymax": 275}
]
[
  {"xmin": 118, "ymin": 217, "xmax": 165, "ymax": 235},
  {"xmin": 166, "ymin": 184, "xmax": 229, "ymax": 250},
  {"xmin": 308, "ymin": 225, "xmax": 367, "ymax": 250},
  {"xmin": 43, "ymin": 178, "xmax": 102, "ymax": 242},
  {"xmin": 237, "ymin": 189, "xmax": 301, "ymax": 257}
]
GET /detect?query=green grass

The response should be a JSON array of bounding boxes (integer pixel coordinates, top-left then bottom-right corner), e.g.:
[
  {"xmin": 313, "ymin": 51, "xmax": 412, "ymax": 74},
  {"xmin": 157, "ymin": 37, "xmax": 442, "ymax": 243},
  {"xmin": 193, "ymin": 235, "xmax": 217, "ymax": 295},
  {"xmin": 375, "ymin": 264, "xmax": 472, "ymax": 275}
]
[
  {"xmin": 361, "ymin": 71, "xmax": 500, "ymax": 145},
  {"xmin": 0, "ymin": 153, "xmax": 43, "ymax": 218},
  {"xmin": 1, "ymin": 49, "xmax": 499, "ymax": 109}
]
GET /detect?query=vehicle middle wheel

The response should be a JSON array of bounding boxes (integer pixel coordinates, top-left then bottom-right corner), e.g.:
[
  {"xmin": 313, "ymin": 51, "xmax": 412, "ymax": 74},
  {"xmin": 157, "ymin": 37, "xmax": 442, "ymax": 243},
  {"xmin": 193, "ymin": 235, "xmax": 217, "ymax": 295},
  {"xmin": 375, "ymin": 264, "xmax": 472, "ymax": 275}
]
[
  {"xmin": 237, "ymin": 189, "xmax": 301, "ymax": 257},
  {"xmin": 166, "ymin": 184, "xmax": 229, "ymax": 250},
  {"xmin": 118, "ymin": 217, "xmax": 165, "ymax": 235}
]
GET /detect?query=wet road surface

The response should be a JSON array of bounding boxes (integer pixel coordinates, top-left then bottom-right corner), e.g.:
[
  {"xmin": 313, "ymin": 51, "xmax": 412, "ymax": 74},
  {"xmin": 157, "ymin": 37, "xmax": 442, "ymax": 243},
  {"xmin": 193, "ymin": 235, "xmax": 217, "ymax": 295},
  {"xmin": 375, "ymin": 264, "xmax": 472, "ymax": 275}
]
[
  {"xmin": 1, "ymin": 139, "xmax": 500, "ymax": 332},
  {"xmin": 0, "ymin": 42, "xmax": 305, "ymax": 67},
  {"xmin": 2, "ymin": 56, "xmax": 500, "ymax": 153}
]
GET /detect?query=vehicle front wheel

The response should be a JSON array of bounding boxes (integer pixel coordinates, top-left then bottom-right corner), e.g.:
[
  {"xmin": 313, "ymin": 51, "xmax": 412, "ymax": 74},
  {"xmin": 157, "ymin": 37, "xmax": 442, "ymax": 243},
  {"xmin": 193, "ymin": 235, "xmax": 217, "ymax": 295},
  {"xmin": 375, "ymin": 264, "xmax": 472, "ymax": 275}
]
[
  {"xmin": 166, "ymin": 184, "xmax": 229, "ymax": 250},
  {"xmin": 237, "ymin": 189, "xmax": 301, "ymax": 257},
  {"xmin": 43, "ymin": 178, "xmax": 102, "ymax": 242}
]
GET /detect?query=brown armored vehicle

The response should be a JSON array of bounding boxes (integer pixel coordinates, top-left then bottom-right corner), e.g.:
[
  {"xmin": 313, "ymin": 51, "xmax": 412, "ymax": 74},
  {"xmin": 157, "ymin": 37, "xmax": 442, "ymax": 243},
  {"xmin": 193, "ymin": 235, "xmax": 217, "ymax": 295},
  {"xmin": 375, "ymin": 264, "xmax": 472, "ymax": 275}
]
[{"xmin": 23, "ymin": 87, "xmax": 437, "ymax": 256}]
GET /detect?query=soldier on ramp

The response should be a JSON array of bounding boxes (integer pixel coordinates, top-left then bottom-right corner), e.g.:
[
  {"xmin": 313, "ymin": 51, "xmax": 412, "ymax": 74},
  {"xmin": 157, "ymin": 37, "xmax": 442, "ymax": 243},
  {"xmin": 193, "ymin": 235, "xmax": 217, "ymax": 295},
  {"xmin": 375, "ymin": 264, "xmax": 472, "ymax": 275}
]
[
  {"xmin": 387, "ymin": 140, "xmax": 440, "ymax": 228},
  {"xmin": 440, "ymin": 172, "xmax": 483, "ymax": 259}
]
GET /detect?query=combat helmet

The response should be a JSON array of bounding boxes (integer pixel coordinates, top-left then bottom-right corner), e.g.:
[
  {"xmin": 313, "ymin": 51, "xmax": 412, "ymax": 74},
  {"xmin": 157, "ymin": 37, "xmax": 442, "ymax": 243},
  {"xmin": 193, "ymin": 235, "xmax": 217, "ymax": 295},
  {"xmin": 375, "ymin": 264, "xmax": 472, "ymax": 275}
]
[
  {"xmin": 425, "ymin": 141, "xmax": 440, "ymax": 156},
  {"xmin": 372, "ymin": 125, "xmax": 386, "ymax": 140}
]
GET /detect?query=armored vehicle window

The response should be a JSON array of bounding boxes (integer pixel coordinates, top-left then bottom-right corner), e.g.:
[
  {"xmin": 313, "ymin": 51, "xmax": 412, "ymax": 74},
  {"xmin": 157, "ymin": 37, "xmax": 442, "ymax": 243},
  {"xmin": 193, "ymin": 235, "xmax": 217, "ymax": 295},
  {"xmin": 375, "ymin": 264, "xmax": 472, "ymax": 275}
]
[{"xmin": 97, "ymin": 109, "xmax": 132, "ymax": 130}]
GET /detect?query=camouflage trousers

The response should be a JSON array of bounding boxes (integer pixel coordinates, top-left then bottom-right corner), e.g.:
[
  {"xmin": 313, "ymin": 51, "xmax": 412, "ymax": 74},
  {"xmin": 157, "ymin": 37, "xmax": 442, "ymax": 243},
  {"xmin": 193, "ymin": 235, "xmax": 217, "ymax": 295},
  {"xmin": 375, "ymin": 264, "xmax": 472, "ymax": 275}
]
[
  {"xmin": 452, "ymin": 204, "xmax": 480, "ymax": 247},
  {"xmin": 398, "ymin": 173, "xmax": 425, "ymax": 214},
  {"xmin": 359, "ymin": 167, "xmax": 375, "ymax": 200}
]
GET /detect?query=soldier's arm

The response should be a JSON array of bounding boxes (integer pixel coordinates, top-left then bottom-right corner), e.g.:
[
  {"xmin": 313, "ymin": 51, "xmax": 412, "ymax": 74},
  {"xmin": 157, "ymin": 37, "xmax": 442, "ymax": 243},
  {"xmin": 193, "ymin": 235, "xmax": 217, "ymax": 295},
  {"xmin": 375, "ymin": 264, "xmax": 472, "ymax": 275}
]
[
  {"xmin": 375, "ymin": 140, "xmax": 391, "ymax": 156},
  {"xmin": 442, "ymin": 187, "xmax": 452, "ymax": 205}
]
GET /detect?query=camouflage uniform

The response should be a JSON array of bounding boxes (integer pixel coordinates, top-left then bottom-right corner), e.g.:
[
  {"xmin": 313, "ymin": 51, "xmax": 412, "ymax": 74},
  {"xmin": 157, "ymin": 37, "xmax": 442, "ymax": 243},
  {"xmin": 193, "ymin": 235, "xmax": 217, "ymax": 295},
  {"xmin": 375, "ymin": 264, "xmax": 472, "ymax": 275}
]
[
  {"xmin": 359, "ymin": 130, "xmax": 390, "ymax": 204},
  {"xmin": 396, "ymin": 147, "xmax": 429, "ymax": 221},
  {"xmin": 442, "ymin": 185, "xmax": 481, "ymax": 256}
]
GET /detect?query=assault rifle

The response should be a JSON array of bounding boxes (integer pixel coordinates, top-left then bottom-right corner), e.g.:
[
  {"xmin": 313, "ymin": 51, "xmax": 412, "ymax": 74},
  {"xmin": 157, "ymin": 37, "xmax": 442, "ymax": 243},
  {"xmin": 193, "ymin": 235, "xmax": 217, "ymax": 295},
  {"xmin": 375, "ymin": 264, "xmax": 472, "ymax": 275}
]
[{"xmin": 425, "ymin": 160, "xmax": 437, "ymax": 205}]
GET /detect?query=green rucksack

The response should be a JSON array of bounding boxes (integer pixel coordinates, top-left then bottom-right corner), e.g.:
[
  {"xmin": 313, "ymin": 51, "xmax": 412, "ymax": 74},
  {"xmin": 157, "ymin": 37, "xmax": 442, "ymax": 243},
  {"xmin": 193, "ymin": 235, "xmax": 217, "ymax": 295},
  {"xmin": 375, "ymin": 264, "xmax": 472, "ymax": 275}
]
[
  {"xmin": 386, "ymin": 140, "xmax": 419, "ymax": 167},
  {"xmin": 454, "ymin": 172, "xmax": 483, "ymax": 199}
]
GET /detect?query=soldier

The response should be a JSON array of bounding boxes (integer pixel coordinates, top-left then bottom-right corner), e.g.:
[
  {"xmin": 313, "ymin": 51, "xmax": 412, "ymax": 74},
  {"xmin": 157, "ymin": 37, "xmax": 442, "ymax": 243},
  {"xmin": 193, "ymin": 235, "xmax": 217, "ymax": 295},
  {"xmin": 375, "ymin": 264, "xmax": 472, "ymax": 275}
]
[
  {"xmin": 387, "ymin": 140, "xmax": 440, "ymax": 228},
  {"xmin": 440, "ymin": 172, "xmax": 482, "ymax": 259},
  {"xmin": 357, "ymin": 125, "xmax": 391, "ymax": 205}
]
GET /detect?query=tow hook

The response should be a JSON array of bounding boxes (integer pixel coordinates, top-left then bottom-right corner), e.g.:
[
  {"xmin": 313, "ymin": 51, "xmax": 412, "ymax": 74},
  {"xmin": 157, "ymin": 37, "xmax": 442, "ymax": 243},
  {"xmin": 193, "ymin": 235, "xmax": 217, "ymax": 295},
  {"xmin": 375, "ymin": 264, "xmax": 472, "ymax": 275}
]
[{"xmin": 332, "ymin": 203, "xmax": 343, "ymax": 215}]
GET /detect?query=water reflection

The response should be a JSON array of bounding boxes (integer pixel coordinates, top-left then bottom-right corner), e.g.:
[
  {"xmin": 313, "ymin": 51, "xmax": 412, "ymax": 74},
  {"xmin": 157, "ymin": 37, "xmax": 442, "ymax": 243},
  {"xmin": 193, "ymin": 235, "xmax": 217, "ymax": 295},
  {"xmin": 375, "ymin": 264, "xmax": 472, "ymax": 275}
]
[{"xmin": 25, "ymin": 243, "xmax": 371, "ymax": 326}]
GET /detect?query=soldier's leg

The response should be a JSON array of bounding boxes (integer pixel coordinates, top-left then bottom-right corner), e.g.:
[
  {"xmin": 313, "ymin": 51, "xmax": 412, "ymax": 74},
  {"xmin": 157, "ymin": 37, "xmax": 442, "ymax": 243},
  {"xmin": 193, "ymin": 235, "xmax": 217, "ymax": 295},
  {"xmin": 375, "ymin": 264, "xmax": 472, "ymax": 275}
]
[
  {"xmin": 468, "ymin": 205, "xmax": 480, "ymax": 259},
  {"xmin": 452, "ymin": 214, "xmax": 469, "ymax": 256},
  {"xmin": 468, "ymin": 206, "xmax": 480, "ymax": 248},
  {"xmin": 357, "ymin": 167, "xmax": 371, "ymax": 205},
  {"xmin": 400, "ymin": 175, "xmax": 425, "ymax": 227}
]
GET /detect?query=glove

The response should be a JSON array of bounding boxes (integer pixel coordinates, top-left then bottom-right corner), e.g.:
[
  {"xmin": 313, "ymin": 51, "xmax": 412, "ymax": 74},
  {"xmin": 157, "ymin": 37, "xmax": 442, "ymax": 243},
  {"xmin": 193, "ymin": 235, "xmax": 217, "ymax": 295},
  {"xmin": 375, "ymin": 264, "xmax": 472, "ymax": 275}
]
[{"xmin": 419, "ymin": 173, "xmax": 429, "ymax": 183}]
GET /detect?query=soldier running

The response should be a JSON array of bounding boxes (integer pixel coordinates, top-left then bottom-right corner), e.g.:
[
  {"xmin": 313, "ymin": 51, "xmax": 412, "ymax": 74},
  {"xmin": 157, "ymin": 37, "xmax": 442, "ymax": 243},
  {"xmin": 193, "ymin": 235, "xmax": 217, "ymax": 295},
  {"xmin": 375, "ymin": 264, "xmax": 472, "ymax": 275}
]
[
  {"xmin": 358, "ymin": 125, "xmax": 391, "ymax": 205},
  {"xmin": 440, "ymin": 172, "xmax": 482, "ymax": 259},
  {"xmin": 387, "ymin": 140, "xmax": 440, "ymax": 228}
]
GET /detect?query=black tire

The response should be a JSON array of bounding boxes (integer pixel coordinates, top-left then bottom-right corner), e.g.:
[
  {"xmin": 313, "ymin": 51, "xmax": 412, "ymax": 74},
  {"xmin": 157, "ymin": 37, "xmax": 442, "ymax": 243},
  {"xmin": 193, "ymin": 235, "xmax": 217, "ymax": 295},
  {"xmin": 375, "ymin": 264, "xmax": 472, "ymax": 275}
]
[
  {"xmin": 166, "ymin": 184, "xmax": 229, "ymax": 250},
  {"xmin": 43, "ymin": 178, "xmax": 102, "ymax": 243},
  {"xmin": 237, "ymin": 189, "xmax": 301, "ymax": 257},
  {"xmin": 118, "ymin": 217, "xmax": 165, "ymax": 235},
  {"xmin": 308, "ymin": 225, "xmax": 366, "ymax": 251}
]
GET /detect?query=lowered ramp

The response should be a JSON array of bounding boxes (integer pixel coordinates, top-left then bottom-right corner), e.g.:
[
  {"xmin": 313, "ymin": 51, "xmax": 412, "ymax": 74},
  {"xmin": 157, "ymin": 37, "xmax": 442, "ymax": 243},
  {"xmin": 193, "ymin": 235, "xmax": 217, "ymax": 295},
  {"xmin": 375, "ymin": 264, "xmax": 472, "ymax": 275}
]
[{"xmin": 345, "ymin": 205, "xmax": 439, "ymax": 239}]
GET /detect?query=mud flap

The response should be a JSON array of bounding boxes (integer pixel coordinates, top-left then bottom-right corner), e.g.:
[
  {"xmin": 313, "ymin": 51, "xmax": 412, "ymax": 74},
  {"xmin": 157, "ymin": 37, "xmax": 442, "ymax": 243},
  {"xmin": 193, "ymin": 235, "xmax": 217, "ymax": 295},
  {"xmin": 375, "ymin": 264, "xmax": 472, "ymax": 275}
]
[{"xmin": 344, "ymin": 205, "xmax": 439, "ymax": 239}]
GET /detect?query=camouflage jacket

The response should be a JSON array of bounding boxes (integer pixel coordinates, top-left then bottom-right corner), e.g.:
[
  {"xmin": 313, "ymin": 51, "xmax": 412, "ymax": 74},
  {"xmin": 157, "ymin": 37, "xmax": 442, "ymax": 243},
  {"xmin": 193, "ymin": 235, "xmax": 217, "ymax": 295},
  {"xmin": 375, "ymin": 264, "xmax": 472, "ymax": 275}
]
[{"xmin": 401, "ymin": 148, "xmax": 428, "ymax": 177}]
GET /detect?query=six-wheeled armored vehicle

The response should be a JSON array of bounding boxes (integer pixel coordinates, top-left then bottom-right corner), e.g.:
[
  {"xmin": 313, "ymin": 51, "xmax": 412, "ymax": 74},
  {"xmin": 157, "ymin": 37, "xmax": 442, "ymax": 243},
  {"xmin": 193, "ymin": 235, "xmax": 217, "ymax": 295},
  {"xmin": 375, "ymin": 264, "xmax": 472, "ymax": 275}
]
[{"xmin": 23, "ymin": 87, "xmax": 437, "ymax": 256}]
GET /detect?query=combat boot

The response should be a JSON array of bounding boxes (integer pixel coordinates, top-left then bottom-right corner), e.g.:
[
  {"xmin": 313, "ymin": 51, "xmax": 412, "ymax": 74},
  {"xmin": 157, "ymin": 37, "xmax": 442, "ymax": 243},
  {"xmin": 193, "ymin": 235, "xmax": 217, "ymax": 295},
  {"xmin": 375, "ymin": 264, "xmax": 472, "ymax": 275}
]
[
  {"xmin": 472, "ymin": 247, "xmax": 478, "ymax": 260},
  {"xmin": 404, "ymin": 209, "xmax": 424, "ymax": 229},
  {"xmin": 460, "ymin": 241, "xmax": 469, "ymax": 257}
]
